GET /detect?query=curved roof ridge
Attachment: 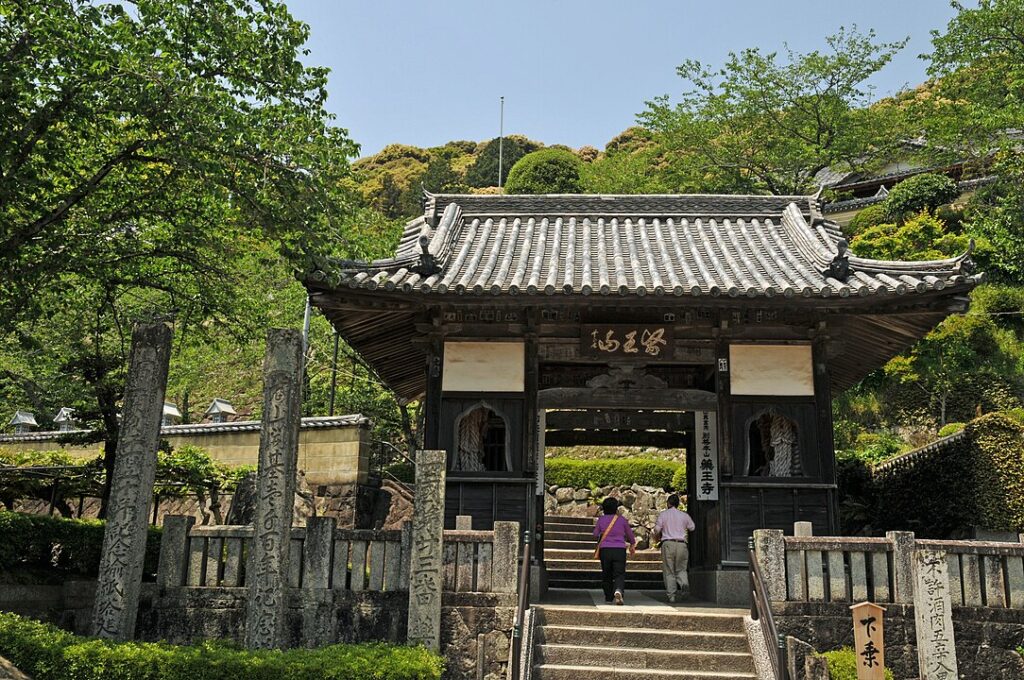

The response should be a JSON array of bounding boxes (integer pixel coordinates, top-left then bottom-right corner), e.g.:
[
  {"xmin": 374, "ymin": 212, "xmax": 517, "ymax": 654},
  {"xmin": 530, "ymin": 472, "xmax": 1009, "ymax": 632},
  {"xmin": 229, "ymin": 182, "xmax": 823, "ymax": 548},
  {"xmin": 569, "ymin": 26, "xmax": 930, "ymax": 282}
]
[
  {"xmin": 778, "ymin": 203, "xmax": 839, "ymax": 271},
  {"xmin": 848, "ymin": 241, "xmax": 976, "ymax": 276}
]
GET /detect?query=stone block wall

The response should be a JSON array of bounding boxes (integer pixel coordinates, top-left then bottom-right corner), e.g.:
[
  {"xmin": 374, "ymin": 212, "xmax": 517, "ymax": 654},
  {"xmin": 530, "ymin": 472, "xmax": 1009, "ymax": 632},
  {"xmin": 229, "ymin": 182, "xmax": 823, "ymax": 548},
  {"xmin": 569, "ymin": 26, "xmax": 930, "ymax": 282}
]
[
  {"xmin": 544, "ymin": 483, "xmax": 674, "ymax": 548},
  {"xmin": 776, "ymin": 601, "xmax": 1024, "ymax": 680}
]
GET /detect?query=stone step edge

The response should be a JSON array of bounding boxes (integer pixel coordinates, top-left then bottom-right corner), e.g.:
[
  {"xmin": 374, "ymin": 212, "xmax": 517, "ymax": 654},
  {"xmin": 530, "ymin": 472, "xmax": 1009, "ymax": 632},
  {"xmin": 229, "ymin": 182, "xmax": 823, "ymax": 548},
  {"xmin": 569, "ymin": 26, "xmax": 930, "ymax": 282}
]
[
  {"xmin": 539, "ymin": 643, "xmax": 752, "ymax": 660},
  {"xmin": 537, "ymin": 606, "xmax": 748, "ymax": 619},
  {"xmin": 532, "ymin": 664, "xmax": 756, "ymax": 678},
  {"xmin": 540, "ymin": 625, "xmax": 748, "ymax": 640}
]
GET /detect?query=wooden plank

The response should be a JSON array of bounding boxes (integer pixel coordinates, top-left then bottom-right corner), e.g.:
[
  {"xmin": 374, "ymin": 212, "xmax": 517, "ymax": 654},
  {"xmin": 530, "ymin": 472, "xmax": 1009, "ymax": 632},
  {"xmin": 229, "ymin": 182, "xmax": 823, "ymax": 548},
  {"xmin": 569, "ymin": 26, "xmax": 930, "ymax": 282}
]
[
  {"xmin": 204, "ymin": 537, "xmax": 222, "ymax": 587},
  {"xmin": 222, "ymin": 537, "xmax": 243, "ymax": 587},
  {"xmin": 382, "ymin": 540, "xmax": 402, "ymax": 592},
  {"xmin": 984, "ymin": 555, "xmax": 1007, "ymax": 608},
  {"xmin": 332, "ymin": 538, "xmax": 350, "ymax": 591},
  {"xmin": 849, "ymin": 551, "xmax": 868, "ymax": 602},
  {"xmin": 827, "ymin": 550, "xmax": 847, "ymax": 602},
  {"xmin": 1005, "ymin": 555, "xmax": 1024, "ymax": 608},
  {"xmin": 187, "ymin": 536, "xmax": 205, "ymax": 586},
  {"xmin": 947, "ymin": 553, "xmax": 964, "ymax": 606},
  {"xmin": 961, "ymin": 553, "xmax": 983, "ymax": 606},
  {"xmin": 870, "ymin": 552, "xmax": 890, "ymax": 603},
  {"xmin": 807, "ymin": 551, "xmax": 825, "ymax": 602},
  {"xmin": 786, "ymin": 549, "xmax": 807, "ymax": 601},
  {"xmin": 443, "ymin": 541, "xmax": 458, "ymax": 592},
  {"xmin": 368, "ymin": 540, "xmax": 386, "ymax": 591},
  {"xmin": 456, "ymin": 541, "xmax": 475, "ymax": 592},
  {"xmin": 350, "ymin": 539, "xmax": 367, "ymax": 592},
  {"xmin": 288, "ymin": 538, "xmax": 303, "ymax": 588},
  {"xmin": 545, "ymin": 409, "xmax": 693, "ymax": 432},
  {"xmin": 476, "ymin": 542, "xmax": 493, "ymax": 593}
]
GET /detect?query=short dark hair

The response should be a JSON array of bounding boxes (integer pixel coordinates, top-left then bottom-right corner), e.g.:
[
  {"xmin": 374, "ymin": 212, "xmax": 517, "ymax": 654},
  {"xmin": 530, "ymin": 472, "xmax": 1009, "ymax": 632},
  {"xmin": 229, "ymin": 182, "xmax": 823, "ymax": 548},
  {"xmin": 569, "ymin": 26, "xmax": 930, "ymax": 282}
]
[
  {"xmin": 667, "ymin": 494, "xmax": 680, "ymax": 508},
  {"xmin": 601, "ymin": 497, "xmax": 620, "ymax": 515}
]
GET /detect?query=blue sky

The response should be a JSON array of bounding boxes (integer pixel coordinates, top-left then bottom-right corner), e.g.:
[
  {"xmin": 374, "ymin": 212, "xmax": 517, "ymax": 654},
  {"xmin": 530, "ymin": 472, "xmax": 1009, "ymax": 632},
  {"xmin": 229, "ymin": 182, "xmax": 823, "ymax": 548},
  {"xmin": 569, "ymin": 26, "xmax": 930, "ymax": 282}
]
[{"xmin": 285, "ymin": 0, "xmax": 960, "ymax": 158}]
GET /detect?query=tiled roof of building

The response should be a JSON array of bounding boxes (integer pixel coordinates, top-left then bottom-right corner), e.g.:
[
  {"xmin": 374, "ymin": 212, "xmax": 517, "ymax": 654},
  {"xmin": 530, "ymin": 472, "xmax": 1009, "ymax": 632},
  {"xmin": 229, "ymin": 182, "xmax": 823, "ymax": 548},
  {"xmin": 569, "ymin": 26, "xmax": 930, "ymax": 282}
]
[
  {"xmin": 308, "ymin": 193, "xmax": 979, "ymax": 300},
  {"xmin": 0, "ymin": 415, "xmax": 370, "ymax": 443}
]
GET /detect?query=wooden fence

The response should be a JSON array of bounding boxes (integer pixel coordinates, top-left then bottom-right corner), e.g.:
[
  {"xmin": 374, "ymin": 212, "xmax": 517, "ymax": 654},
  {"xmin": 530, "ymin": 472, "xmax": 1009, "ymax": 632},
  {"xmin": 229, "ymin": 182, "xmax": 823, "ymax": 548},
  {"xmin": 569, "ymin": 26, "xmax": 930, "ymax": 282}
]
[
  {"xmin": 754, "ymin": 527, "xmax": 1024, "ymax": 609},
  {"xmin": 157, "ymin": 515, "xmax": 517, "ymax": 594}
]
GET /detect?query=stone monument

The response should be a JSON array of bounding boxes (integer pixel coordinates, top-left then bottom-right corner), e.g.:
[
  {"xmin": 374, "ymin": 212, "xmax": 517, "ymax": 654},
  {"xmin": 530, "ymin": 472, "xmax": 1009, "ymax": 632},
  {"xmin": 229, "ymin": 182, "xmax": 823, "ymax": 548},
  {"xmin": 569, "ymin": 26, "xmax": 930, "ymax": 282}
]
[
  {"xmin": 912, "ymin": 549, "xmax": 958, "ymax": 680},
  {"xmin": 407, "ymin": 449, "xmax": 446, "ymax": 651},
  {"xmin": 91, "ymin": 322, "xmax": 172, "ymax": 640},
  {"xmin": 244, "ymin": 329, "xmax": 304, "ymax": 650}
]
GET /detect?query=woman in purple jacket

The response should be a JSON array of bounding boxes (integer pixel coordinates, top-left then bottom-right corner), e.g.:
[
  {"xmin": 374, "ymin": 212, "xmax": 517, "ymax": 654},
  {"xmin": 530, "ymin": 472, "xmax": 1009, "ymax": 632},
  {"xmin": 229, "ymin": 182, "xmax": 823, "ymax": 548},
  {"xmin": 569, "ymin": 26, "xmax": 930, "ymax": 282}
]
[{"xmin": 593, "ymin": 497, "xmax": 636, "ymax": 604}]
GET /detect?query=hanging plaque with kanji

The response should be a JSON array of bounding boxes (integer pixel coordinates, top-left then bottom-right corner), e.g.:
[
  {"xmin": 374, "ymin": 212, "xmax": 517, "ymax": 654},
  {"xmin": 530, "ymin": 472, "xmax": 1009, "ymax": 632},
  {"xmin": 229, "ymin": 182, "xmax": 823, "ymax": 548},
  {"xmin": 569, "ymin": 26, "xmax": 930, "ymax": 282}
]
[{"xmin": 695, "ymin": 410, "xmax": 719, "ymax": 501}]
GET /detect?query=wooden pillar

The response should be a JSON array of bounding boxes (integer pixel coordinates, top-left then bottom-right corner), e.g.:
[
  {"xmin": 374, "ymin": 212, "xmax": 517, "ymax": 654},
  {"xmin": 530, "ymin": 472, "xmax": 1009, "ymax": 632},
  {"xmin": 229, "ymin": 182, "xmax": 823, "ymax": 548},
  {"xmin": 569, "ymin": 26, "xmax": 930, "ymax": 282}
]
[
  {"xmin": 524, "ymin": 314, "xmax": 541, "ymax": 561},
  {"xmin": 424, "ymin": 328, "xmax": 443, "ymax": 451},
  {"xmin": 812, "ymin": 332, "xmax": 838, "ymax": 533}
]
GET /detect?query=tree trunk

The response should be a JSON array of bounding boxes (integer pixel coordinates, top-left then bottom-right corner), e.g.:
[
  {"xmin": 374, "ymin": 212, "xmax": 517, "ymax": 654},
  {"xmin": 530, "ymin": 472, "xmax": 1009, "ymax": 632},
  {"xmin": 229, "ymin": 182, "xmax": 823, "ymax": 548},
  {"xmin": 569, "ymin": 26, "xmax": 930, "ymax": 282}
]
[
  {"xmin": 398, "ymin": 401, "xmax": 420, "ymax": 456},
  {"xmin": 96, "ymin": 387, "xmax": 120, "ymax": 519}
]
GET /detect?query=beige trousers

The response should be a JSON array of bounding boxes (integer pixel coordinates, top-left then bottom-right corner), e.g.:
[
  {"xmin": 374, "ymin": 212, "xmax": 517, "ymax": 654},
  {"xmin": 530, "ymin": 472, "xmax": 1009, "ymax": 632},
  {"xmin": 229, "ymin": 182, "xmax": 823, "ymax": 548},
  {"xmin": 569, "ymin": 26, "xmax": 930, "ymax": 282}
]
[{"xmin": 661, "ymin": 540, "xmax": 690, "ymax": 594}]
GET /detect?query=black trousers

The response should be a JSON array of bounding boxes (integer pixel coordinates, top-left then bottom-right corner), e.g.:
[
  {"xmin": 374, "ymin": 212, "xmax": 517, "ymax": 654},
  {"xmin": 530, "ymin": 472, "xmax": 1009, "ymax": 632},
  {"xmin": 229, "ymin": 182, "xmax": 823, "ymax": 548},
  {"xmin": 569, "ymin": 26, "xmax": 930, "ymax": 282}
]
[{"xmin": 599, "ymin": 547, "xmax": 627, "ymax": 601}]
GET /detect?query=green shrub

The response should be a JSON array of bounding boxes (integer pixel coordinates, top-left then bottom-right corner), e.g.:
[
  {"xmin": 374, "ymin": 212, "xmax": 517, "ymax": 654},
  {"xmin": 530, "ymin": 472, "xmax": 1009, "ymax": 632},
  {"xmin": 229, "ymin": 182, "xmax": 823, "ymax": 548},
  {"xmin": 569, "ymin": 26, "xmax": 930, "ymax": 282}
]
[
  {"xmin": 848, "ymin": 431, "xmax": 904, "ymax": 465},
  {"xmin": 883, "ymin": 173, "xmax": 959, "ymax": 222},
  {"xmin": 820, "ymin": 647, "xmax": 894, "ymax": 680},
  {"xmin": 504, "ymin": 149, "xmax": 583, "ymax": 194},
  {"xmin": 546, "ymin": 458, "xmax": 681, "ymax": 489},
  {"xmin": 0, "ymin": 511, "xmax": 160, "ymax": 579},
  {"xmin": 938, "ymin": 422, "xmax": 965, "ymax": 437},
  {"xmin": 846, "ymin": 203, "xmax": 888, "ymax": 236},
  {"xmin": 383, "ymin": 461, "xmax": 415, "ymax": 484},
  {"xmin": 872, "ymin": 413, "xmax": 1024, "ymax": 536},
  {"xmin": 671, "ymin": 465, "xmax": 687, "ymax": 492},
  {"xmin": 0, "ymin": 612, "xmax": 443, "ymax": 680}
]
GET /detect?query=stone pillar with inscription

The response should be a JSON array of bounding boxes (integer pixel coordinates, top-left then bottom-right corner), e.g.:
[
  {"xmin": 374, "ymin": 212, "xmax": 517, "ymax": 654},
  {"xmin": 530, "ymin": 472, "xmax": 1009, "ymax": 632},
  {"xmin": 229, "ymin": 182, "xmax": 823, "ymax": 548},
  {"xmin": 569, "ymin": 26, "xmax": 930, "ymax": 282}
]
[
  {"xmin": 91, "ymin": 322, "xmax": 172, "ymax": 640},
  {"xmin": 913, "ymin": 549, "xmax": 958, "ymax": 680},
  {"xmin": 407, "ymin": 449, "xmax": 447, "ymax": 651},
  {"xmin": 244, "ymin": 329, "xmax": 304, "ymax": 650}
]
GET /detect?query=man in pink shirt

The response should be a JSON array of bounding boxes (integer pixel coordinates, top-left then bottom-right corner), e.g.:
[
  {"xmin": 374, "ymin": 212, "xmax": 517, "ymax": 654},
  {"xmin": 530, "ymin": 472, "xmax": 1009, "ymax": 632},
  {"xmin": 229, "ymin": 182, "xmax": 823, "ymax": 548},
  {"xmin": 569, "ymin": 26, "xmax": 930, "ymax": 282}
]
[{"xmin": 653, "ymin": 494, "xmax": 696, "ymax": 602}]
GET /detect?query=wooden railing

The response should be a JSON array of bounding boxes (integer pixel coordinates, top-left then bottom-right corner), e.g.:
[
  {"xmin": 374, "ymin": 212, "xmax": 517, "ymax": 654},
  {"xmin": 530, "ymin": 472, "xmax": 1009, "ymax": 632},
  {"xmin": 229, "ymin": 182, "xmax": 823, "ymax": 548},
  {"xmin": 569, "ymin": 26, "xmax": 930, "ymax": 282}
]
[
  {"xmin": 754, "ymin": 527, "xmax": 1024, "ymax": 609},
  {"xmin": 158, "ymin": 515, "xmax": 518, "ymax": 595}
]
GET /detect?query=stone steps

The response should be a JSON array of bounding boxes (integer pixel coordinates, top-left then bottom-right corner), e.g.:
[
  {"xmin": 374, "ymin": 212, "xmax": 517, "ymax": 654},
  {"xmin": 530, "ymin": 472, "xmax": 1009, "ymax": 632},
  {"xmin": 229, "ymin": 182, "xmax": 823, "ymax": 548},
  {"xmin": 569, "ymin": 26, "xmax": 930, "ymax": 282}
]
[
  {"xmin": 546, "ymin": 548, "xmax": 662, "ymax": 562},
  {"xmin": 531, "ymin": 606, "xmax": 755, "ymax": 680},
  {"xmin": 539, "ymin": 625, "xmax": 750, "ymax": 652},
  {"xmin": 546, "ymin": 559, "xmax": 663, "ymax": 573}
]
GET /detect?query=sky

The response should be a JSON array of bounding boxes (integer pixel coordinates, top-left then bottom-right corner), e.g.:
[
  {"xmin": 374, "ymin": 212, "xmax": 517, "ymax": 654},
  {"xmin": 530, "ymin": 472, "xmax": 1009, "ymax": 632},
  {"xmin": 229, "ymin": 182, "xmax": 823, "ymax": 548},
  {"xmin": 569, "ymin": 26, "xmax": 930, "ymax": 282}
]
[{"xmin": 284, "ymin": 0, "xmax": 961, "ymax": 158}]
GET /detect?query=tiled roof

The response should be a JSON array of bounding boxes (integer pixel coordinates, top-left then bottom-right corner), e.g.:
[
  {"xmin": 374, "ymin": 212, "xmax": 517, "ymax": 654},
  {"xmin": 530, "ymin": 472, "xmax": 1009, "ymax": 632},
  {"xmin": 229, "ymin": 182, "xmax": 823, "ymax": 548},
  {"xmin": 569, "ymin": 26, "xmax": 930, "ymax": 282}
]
[
  {"xmin": 308, "ymin": 193, "xmax": 979, "ymax": 300},
  {"xmin": 0, "ymin": 415, "xmax": 370, "ymax": 443}
]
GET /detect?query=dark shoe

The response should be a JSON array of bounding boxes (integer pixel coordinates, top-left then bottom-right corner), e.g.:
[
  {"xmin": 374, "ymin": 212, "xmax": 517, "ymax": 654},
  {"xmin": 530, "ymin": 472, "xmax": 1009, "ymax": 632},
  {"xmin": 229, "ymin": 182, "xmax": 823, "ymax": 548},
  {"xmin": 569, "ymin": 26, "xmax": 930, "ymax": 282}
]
[{"xmin": 667, "ymin": 592, "xmax": 677, "ymax": 603}]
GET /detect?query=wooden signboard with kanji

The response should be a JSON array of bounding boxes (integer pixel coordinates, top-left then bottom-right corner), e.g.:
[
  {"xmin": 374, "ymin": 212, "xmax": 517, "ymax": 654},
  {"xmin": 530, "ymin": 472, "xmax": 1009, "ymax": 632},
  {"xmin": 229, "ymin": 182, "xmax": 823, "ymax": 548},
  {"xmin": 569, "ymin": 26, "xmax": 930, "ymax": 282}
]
[{"xmin": 850, "ymin": 601, "xmax": 886, "ymax": 680}]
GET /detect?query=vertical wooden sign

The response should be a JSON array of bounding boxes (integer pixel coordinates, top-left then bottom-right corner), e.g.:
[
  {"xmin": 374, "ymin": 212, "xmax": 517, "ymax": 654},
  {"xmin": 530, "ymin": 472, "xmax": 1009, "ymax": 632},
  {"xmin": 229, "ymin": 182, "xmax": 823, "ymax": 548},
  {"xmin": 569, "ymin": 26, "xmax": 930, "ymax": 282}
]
[
  {"xmin": 850, "ymin": 601, "xmax": 886, "ymax": 680},
  {"xmin": 695, "ymin": 411, "xmax": 718, "ymax": 501}
]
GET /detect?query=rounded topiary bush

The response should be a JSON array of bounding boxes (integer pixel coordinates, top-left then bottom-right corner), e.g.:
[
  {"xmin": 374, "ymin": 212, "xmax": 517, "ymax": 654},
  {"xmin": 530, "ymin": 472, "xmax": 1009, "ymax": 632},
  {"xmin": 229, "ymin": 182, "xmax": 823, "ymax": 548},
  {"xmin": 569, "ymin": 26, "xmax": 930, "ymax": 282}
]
[
  {"xmin": 938, "ymin": 422, "xmax": 965, "ymax": 437},
  {"xmin": 546, "ymin": 458, "xmax": 681, "ymax": 489},
  {"xmin": 846, "ymin": 203, "xmax": 889, "ymax": 236},
  {"xmin": 671, "ymin": 465, "xmax": 687, "ymax": 492},
  {"xmin": 883, "ymin": 173, "xmax": 959, "ymax": 221},
  {"xmin": 504, "ymin": 148, "xmax": 583, "ymax": 194}
]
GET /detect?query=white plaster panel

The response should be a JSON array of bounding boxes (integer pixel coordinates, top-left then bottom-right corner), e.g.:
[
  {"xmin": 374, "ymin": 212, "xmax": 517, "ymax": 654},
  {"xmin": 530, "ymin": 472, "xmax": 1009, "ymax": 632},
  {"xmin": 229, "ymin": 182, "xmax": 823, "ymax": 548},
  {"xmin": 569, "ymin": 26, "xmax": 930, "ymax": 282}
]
[
  {"xmin": 729, "ymin": 344, "xmax": 814, "ymax": 396},
  {"xmin": 442, "ymin": 341, "xmax": 525, "ymax": 392}
]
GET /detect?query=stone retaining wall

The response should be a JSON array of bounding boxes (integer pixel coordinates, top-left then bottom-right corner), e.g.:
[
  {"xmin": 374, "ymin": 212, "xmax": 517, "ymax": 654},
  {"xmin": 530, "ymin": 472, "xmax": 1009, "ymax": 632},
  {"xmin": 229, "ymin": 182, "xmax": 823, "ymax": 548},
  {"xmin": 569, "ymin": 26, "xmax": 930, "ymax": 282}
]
[
  {"xmin": 543, "ymin": 483, "xmax": 676, "ymax": 548},
  {"xmin": 776, "ymin": 601, "xmax": 1024, "ymax": 680}
]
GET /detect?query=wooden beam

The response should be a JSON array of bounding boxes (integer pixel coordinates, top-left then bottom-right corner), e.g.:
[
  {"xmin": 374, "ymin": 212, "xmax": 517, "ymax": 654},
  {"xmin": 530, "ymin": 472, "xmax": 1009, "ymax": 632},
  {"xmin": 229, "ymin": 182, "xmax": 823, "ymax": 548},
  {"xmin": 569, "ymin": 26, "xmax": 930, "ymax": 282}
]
[
  {"xmin": 545, "ymin": 409, "xmax": 693, "ymax": 432},
  {"xmin": 537, "ymin": 387, "xmax": 717, "ymax": 410}
]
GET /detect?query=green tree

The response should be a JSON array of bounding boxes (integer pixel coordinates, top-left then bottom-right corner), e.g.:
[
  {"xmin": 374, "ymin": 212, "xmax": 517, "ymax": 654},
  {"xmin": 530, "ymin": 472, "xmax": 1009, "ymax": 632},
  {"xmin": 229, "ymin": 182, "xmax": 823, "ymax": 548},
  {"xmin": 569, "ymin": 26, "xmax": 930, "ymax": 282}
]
[
  {"xmin": 504, "ymin": 149, "xmax": 583, "ymax": 194},
  {"xmin": 464, "ymin": 135, "xmax": 542, "ymax": 188},
  {"xmin": 639, "ymin": 28, "xmax": 910, "ymax": 195},
  {"xmin": 882, "ymin": 173, "xmax": 959, "ymax": 222},
  {"xmin": 0, "ymin": 0, "xmax": 363, "ymax": 514},
  {"xmin": 850, "ymin": 212, "xmax": 973, "ymax": 261}
]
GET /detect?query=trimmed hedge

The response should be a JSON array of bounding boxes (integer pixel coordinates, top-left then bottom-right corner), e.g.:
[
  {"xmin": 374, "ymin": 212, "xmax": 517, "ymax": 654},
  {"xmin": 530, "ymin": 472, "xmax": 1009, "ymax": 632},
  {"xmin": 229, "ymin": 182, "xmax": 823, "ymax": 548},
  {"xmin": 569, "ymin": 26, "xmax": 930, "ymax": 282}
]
[
  {"xmin": 872, "ymin": 413, "xmax": 1024, "ymax": 536},
  {"xmin": 0, "ymin": 612, "xmax": 443, "ymax": 680},
  {"xmin": 546, "ymin": 457, "xmax": 682, "ymax": 489},
  {"xmin": 0, "ymin": 511, "xmax": 161, "ymax": 579},
  {"xmin": 820, "ymin": 648, "xmax": 894, "ymax": 680}
]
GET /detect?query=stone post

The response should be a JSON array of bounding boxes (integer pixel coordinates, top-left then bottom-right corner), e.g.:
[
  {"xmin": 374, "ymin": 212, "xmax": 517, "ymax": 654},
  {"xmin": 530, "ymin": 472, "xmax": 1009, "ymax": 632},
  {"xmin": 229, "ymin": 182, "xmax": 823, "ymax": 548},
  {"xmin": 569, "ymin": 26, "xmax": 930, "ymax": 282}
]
[
  {"xmin": 91, "ymin": 322, "xmax": 171, "ymax": 640},
  {"xmin": 913, "ymin": 549, "xmax": 958, "ymax": 679},
  {"xmin": 886, "ymin": 531, "xmax": 916, "ymax": 603},
  {"xmin": 456, "ymin": 515, "xmax": 473, "ymax": 530},
  {"xmin": 793, "ymin": 521, "xmax": 813, "ymax": 537},
  {"xmin": 407, "ymin": 449, "xmax": 447, "ymax": 651},
  {"xmin": 157, "ymin": 515, "xmax": 196, "ymax": 589},
  {"xmin": 244, "ymin": 329, "xmax": 304, "ymax": 650},
  {"xmin": 492, "ymin": 521, "xmax": 521, "ymax": 594},
  {"xmin": 303, "ymin": 516, "xmax": 336, "ymax": 590},
  {"xmin": 753, "ymin": 529, "xmax": 786, "ymax": 601}
]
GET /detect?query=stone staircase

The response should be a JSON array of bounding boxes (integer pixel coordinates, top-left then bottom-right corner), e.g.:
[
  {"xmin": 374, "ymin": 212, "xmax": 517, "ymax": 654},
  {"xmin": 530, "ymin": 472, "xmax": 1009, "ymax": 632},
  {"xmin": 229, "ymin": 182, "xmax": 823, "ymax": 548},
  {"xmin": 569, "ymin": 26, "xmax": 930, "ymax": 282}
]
[
  {"xmin": 543, "ymin": 515, "xmax": 663, "ymax": 590},
  {"xmin": 530, "ymin": 605, "xmax": 756, "ymax": 679}
]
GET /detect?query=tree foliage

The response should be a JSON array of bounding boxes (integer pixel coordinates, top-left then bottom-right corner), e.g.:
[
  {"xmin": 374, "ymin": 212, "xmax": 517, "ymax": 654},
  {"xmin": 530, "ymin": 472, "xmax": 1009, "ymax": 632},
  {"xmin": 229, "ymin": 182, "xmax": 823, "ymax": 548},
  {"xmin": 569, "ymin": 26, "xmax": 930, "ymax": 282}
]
[
  {"xmin": 504, "ymin": 149, "xmax": 584, "ymax": 194},
  {"xmin": 639, "ymin": 28, "xmax": 910, "ymax": 195},
  {"xmin": 464, "ymin": 135, "xmax": 541, "ymax": 188},
  {"xmin": 882, "ymin": 173, "xmax": 959, "ymax": 222}
]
